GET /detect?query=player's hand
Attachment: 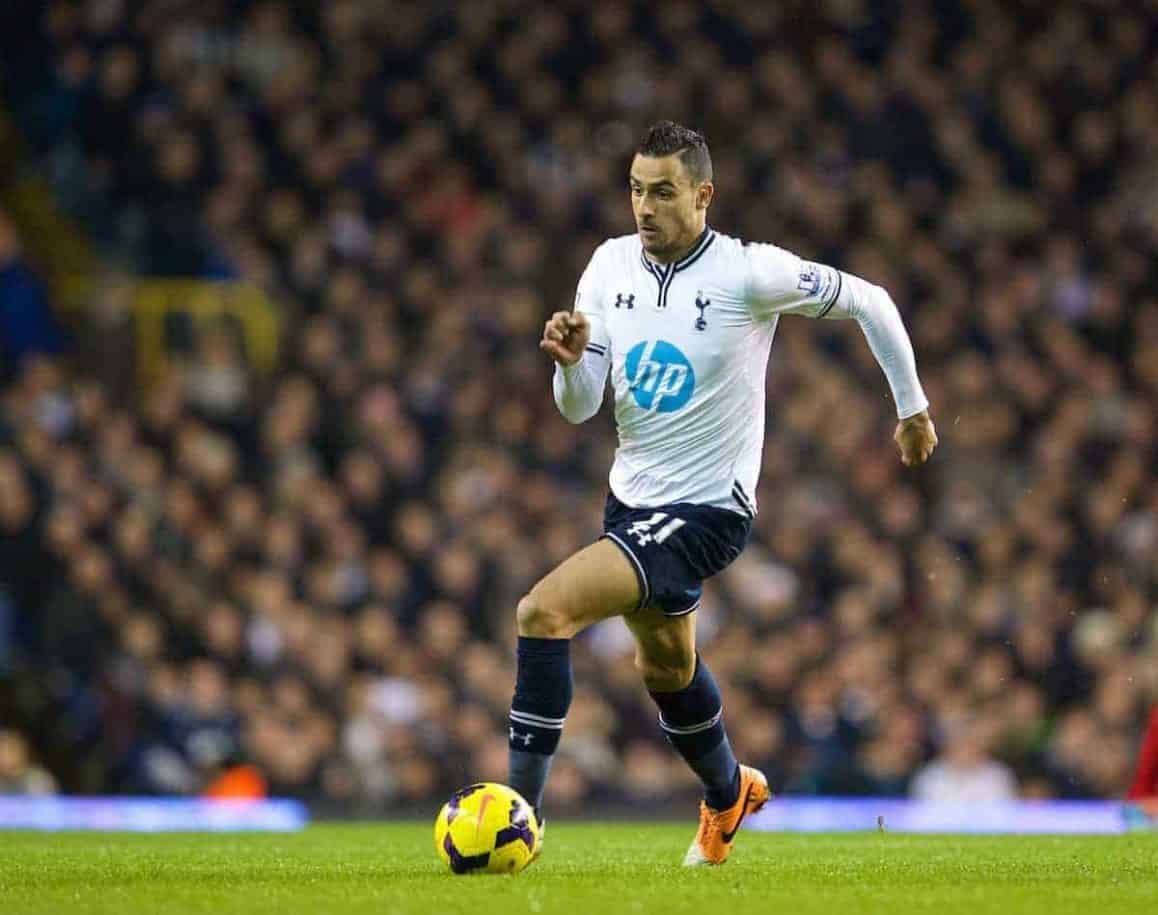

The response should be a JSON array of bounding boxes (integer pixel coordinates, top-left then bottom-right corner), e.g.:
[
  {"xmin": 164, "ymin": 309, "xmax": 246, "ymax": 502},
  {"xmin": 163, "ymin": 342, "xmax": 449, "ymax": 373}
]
[
  {"xmin": 895, "ymin": 409, "xmax": 938, "ymax": 467},
  {"xmin": 540, "ymin": 311, "xmax": 590, "ymax": 366}
]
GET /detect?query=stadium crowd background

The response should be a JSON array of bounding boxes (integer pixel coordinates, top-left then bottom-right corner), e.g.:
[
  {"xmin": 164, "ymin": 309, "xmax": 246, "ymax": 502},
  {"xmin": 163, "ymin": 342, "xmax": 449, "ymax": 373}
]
[{"xmin": 1, "ymin": 0, "xmax": 1156, "ymax": 812}]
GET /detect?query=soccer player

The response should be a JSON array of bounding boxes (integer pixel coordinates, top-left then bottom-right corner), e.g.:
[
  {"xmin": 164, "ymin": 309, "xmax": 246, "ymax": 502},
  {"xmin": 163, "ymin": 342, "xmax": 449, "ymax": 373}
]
[
  {"xmin": 1127, "ymin": 706, "xmax": 1158, "ymax": 812},
  {"xmin": 508, "ymin": 122, "xmax": 937, "ymax": 866}
]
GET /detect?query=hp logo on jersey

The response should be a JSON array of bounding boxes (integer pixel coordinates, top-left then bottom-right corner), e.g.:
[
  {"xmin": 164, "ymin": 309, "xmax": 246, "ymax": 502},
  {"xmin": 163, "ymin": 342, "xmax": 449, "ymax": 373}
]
[{"xmin": 625, "ymin": 340, "xmax": 695, "ymax": 413}]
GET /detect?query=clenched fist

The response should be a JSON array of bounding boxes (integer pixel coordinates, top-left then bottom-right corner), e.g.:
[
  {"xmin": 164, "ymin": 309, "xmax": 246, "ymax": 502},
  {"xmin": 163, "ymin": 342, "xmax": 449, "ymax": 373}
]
[
  {"xmin": 895, "ymin": 409, "xmax": 938, "ymax": 467},
  {"xmin": 540, "ymin": 310, "xmax": 590, "ymax": 366}
]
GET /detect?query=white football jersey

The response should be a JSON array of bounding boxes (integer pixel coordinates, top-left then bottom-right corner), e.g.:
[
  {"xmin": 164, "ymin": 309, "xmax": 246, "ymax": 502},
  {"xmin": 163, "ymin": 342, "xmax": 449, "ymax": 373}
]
[{"xmin": 558, "ymin": 227, "xmax": 927, "ymax": 517}]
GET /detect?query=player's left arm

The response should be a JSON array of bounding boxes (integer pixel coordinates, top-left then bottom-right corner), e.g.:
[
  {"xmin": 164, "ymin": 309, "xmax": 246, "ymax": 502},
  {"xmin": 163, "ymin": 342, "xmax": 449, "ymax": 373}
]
[
  {"xmin": 827, "ymin": 270, "xmax": 936, "ymax": 467},
  {"xmin": 745, "ymin": 243, "xmax": 937, "ymax": 466}
]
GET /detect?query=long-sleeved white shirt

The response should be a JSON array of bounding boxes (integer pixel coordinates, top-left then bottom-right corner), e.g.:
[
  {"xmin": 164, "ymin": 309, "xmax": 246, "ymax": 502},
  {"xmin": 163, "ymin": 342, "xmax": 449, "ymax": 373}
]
[{"xmin": 554, "ymin": 228, "xmax": 928, "ymax": 516}]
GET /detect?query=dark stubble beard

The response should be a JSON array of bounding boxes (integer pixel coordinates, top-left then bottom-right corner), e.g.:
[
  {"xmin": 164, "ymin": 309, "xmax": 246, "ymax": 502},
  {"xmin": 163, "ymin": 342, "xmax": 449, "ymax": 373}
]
[{"xmin": 646, "ymin": 227, "xmax": 697, "ymax": 263}]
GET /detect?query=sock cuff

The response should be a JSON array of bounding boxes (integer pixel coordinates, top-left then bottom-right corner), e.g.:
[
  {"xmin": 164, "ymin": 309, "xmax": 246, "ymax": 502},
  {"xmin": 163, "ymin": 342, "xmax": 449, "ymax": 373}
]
[
  {"xmin": 648, "ymin": 653, "xmax": 723, "ymax": 728},
  {"xmin": 517, "ymin": 635, "xmax": 571, "ymax": 658},
  {"xmin": 510, "ymin": 709, "xmax": 566, "ymax": 729},
  {"xmin": 511, "ymin": 635, "xmax": 573, "ymax": 752},
  {"xmin": 659, "ymin": 707, "xmax": 723, "ymax": 735}
]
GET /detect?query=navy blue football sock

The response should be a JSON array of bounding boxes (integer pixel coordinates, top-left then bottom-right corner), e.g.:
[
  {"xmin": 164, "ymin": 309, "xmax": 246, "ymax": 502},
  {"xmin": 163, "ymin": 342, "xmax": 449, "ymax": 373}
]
[
  {"xmin": 693, "ymin": 740, "xmax": 742, "ymax": 811},
  {"xmin": 648, "ymin": 655, "xmax": 741, "ymax": 810},
  {"xmin": 508, "ymin": 636, "xmax": 572, "ymax": 811}
]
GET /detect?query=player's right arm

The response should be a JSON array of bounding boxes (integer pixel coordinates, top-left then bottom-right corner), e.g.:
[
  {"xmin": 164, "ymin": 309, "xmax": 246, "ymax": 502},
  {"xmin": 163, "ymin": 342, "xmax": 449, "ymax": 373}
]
[{"xmin": 544, "ymin": 244, "xmax": 612, "ymax": 424}]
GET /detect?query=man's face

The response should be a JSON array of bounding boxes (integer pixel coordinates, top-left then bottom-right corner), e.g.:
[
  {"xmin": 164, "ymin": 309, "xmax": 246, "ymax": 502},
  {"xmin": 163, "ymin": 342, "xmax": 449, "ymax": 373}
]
[{"xmin": 629, "ymin": 153, "xmax": 712, "ymax": 261}]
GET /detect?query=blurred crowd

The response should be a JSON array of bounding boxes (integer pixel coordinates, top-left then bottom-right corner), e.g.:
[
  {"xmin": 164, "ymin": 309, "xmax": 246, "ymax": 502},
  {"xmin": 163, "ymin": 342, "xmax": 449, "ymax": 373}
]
[{"xmin": 1, "ymin": 0, "xmax": 1156, "ymax": 811}]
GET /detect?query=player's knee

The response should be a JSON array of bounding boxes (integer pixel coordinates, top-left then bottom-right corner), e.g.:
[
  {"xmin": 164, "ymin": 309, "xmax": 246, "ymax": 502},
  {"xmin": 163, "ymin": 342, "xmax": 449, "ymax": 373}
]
[
  {"xmin": 635, "ymin": 651, "xmax": 695, "ymax": 692},
  {"xmin": 516, "ymin": 592, "xmax": 575, "ymax": 639}
]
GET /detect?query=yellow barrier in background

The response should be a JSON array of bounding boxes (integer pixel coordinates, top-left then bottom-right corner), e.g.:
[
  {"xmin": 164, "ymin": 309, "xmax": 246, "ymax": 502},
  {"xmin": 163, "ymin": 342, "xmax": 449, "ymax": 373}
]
[
  {"xmin": 0, "ymin": 107, "xmax": 97, "ymax": 312},
  {"xmin": 134, "ymin": 280, "xmax": 281, "ymax": 385},
  {"xmin": 3, "ymin": 106, "xmax": 282, "ymax": 387}
]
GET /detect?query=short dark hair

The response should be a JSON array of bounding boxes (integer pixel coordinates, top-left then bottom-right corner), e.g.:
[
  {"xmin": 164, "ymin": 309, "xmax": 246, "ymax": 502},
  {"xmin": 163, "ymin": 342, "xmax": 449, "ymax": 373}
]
[{"xmin": 636, "ymin": 121, "xmax": 713, "ymax": 183}]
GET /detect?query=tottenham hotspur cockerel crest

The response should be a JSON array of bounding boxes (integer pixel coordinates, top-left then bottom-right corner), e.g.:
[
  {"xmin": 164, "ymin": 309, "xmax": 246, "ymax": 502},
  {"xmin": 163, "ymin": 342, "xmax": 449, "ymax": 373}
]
[{"xmin": 694, "ymin": 292, "xmax": 710, "ymax": 331}]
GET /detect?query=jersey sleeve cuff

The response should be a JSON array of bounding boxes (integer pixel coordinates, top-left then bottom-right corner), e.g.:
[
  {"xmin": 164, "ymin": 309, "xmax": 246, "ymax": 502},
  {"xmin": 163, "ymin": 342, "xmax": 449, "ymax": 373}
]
[
  {"xmin": 897, "ymin": 395, "xmax": 929, "ymax": 420},
  {"xmin": 559, "ymin": 355, "xmax": 587, "ymax": 377}
]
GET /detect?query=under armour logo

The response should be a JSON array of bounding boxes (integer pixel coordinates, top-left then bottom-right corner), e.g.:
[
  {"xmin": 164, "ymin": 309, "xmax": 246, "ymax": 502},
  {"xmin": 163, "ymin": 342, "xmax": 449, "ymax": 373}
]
[
  {"xmin": 615, "ymin": 293, "xmax": 635, "ymax": 309},
  {"xmin": 509, "ymin": 728, "xmax": 534, "ymax": 747},
  {"xmin": 694, "ymin": 293, "xmax": 710, "ymax": 331}
]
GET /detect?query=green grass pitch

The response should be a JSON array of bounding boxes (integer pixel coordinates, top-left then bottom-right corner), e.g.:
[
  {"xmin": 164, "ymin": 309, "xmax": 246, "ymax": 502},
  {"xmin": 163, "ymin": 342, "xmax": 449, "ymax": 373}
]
[{"xmin": 2, "ymin": 823, "xmax": 1156, "ymax": 915}]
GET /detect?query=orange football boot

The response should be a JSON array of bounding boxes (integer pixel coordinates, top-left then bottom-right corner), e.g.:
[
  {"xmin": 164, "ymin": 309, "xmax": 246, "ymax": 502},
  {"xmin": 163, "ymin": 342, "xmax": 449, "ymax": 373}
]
[{"xmin": 682, "ymin": 765, "xmax": 770, "ymax": 866}]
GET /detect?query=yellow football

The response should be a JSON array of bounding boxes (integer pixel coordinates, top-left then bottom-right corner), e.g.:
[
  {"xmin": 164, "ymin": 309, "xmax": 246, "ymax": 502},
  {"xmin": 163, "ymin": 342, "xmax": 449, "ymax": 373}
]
[{"xmin": 434, "ymin": 782, "xmax": 542, "ymax": 875}]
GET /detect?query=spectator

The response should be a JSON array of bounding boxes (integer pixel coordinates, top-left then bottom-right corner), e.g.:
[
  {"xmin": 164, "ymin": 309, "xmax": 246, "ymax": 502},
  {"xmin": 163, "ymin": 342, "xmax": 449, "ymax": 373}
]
[
  {"xmin": 1127, "ymin": 707, "xmax": 1158, "ymax": 812},
  {"xmin": 0, "ymin": 730, "xmax": 58, "ymax": 796},
  {"xmin": 0, "ymin": 210, "xmax": 66, "ymax": 378},
  {"xmin": 911, "ymin": 719, "xmax": 1018, "ymax": 804}
]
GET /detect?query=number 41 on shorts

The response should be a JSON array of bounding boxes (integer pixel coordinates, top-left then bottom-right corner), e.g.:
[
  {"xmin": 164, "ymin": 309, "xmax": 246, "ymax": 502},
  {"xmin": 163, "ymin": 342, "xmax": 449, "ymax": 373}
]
[{"xmin": 626, "ymin": 512, "xmax": 686, "ymax": 548}]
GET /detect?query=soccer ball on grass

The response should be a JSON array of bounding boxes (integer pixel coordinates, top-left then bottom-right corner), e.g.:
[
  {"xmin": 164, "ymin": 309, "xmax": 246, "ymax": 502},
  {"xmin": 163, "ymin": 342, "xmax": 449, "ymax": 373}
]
[{"xmin": 434, "ymin": 782, "xmax": 542, "ymax": 875}]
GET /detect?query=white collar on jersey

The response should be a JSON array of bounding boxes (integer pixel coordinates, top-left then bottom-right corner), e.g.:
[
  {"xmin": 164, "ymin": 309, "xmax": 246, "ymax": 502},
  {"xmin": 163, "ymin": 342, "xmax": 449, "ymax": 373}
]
[
  {"xmin": 639, "ymin": 227, "xmax": 716, "ymax": 309},
  {"xmin": 638, "ymin": 226, "xmax": 717, "ymax": 277}
]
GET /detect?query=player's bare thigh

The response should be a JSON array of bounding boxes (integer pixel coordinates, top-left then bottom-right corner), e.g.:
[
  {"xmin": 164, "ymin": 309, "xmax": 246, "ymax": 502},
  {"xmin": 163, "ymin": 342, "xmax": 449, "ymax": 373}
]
[
  {"xmin": 624, "ymin": 606, "xmax": 697, "ymax": 692},
  {"xmin": 516, "ymin": 538, "xmax": 642, "ymax": 639}
]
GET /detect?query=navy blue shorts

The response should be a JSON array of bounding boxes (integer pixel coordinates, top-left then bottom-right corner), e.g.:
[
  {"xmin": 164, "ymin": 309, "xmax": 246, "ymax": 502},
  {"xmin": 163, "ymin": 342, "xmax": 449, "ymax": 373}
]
[{"xmin": 601, "ymin": 492, "xmax": 752, "ymax": 616}]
